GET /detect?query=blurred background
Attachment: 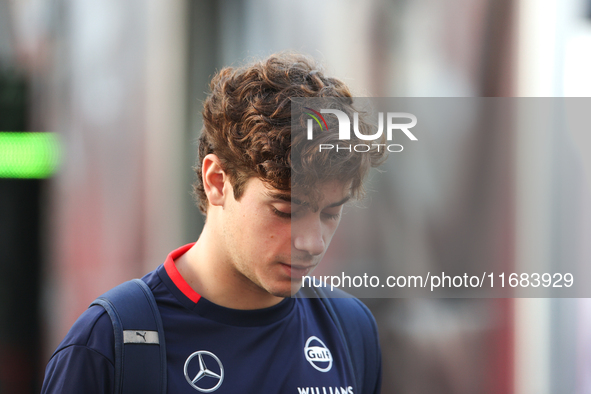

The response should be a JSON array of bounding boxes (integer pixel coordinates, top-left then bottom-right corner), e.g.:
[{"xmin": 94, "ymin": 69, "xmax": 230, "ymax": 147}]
[{"xmin": 1, "ymin": 0, "xmax": 590, "ymax": 393}]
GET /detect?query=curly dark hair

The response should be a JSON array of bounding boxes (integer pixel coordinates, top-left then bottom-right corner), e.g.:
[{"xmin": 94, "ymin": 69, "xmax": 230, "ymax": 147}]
[{"xmin": 194, "ymin": 53, "xmax": 385, "ymax": 214}]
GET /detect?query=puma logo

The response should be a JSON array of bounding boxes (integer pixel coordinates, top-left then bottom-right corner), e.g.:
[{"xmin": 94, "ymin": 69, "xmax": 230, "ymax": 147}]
[{"xmin": 136, "ymin": 331, "xmax": 147, "ymax": 341}]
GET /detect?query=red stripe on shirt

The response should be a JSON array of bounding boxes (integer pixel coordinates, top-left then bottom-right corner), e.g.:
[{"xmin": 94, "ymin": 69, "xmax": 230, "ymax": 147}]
[{"xmin": 163, "ymin": 243, "xmax": 202, "ymax": 303}]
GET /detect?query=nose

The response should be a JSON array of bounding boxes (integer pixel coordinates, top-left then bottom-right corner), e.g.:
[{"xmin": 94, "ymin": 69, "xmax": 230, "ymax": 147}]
[{"xmin": 292, "ymin": 216, "xmax": 326, "ymax": 256}]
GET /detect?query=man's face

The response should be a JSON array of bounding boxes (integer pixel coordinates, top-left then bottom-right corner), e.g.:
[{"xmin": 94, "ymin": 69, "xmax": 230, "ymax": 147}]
[{"xmin": 221, "ymin": 177, "xmax": 350, "ymax": 298}]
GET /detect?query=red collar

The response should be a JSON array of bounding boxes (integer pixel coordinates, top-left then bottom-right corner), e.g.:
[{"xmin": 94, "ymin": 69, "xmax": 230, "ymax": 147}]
[{"xmin": 163, "ymin": 243, "xmax": 201, "ymax": 303}]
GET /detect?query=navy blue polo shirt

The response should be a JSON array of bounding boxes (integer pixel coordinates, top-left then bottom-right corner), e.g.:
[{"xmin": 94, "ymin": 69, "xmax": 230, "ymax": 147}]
[{"xmin": 41, "ymin": 244, "xmax": 363, "ymax": 393}]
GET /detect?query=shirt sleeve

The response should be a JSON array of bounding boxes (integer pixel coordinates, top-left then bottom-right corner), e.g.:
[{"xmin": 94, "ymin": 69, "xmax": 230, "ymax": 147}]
[{"xmin": 41, "ymin": 305, "xmax": 115, "ymax": 394}]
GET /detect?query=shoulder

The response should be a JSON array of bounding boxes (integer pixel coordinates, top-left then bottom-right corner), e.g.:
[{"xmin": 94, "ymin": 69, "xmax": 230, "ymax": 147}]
[
  {"xmin": 322, "ymin": 288, "xmax": 379, "ymax": 335},
  {"xmin": 298, "ymin": 286, "xmax": 380, "ymax": 344},
  {"xmin": 52, "ymin": 305, "xmax": 115, "ymax": 361},
  {"xmin": 303, "ymin": 287, "xmax": 378, "ymax": 327},
  {"xmin": 41, "ymin": 306, "xmax": 115, "ymax": 393}
]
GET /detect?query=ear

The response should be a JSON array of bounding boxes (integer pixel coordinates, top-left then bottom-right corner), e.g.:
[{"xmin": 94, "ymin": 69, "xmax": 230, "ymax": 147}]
[{"xmin": 202, "ymin": 154, "xmax": 228, "ymax": 207}]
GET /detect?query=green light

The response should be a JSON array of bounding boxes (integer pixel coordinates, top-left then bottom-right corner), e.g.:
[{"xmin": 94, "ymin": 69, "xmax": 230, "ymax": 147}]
[{"xmin": 0, "ymin": 132, "xmax": 60, "ymax": 178}]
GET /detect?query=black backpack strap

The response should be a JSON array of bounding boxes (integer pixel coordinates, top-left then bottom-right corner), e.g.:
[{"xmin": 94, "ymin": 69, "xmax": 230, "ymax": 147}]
[
  {"xmin": 90, "ymin": 279, "xmax": 167, "ymax": 394},
  {"xmin": 314, "ymin": 287, "xmax": 382, "ymax": 394}
]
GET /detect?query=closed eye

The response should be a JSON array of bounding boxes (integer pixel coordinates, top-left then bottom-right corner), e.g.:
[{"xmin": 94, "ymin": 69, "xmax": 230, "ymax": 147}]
[
  {"xmin": 272, "ymin": 206, "xmax": 291, "ymax": 219},
  {"xmin": 321, "ymin": 212, "xmax": 341, "ymax": 221}
]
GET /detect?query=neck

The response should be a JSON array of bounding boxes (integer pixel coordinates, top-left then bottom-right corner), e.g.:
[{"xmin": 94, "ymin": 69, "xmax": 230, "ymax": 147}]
[{"xmin": 175, "ymin": 223, "xmax": 284, "ymax": 310}]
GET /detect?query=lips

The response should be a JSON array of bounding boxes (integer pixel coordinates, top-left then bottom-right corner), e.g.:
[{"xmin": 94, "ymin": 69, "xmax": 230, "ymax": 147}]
[{"xmin": 280, "ymin": 263, "xmax": 315, "ymax": 278}]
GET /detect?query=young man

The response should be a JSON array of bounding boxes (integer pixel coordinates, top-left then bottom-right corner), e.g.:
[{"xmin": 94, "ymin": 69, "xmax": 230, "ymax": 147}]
[{"xmin": 41, "ymin": 53, "xmax": 384, "ymax": 393}]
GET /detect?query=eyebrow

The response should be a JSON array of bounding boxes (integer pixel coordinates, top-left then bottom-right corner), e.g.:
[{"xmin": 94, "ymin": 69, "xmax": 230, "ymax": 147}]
[
  {"xmin": 266, "ymin": 192, "xmax": 351, "ymax": 209},
  {"xmin": 327, "ymin": 195, "xmax": 351, "ymax": 208},
  {"xmin": 267, "ymin": 192, "xmax": 306, "ymax": 207},
  {"xmin": 266, "ymin": 192, "xmax": 294, "ymax": 203}
]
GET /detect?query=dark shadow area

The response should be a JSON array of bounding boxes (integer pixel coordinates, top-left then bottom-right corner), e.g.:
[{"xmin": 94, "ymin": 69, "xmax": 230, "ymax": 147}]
[{"xmin": 0, "ymin": 69, "xmax": 42, "ymax": 394}]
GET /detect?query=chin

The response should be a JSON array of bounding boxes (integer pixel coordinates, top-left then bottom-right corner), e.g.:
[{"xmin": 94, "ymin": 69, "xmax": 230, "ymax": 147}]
[
  {"xmin": 269, "ymin": 289, "xmax": 293, "ymax": 298},
  {"xmin": 267, "ymin": 281, "xmax": 301, "ymax": 298}
]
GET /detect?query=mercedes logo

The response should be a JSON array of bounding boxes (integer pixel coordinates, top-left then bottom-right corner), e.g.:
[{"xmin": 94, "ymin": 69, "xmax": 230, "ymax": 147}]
[{"xmin": 184, "ymin": 350, "xmax": 224, "ymax": 392}]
